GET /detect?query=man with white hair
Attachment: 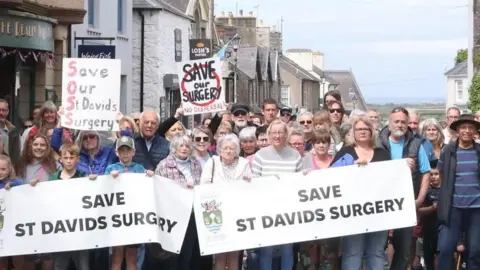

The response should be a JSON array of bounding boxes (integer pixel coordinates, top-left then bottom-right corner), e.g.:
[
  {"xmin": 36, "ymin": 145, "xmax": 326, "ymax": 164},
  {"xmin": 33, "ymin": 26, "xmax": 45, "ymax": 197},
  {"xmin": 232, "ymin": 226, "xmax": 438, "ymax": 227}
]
[
  {"xmin": 377, "ymin": 107, "xmax": 431, "ymax": 270},
  {"xmin": 230, "ymin": 103, "xmax": 258, "ymax": 134}
]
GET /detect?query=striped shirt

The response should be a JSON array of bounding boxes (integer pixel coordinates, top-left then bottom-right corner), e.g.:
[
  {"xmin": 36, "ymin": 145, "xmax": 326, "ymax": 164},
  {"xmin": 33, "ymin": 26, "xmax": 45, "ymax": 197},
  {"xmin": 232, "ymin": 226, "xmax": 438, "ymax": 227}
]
[
  {"xmin": 452, "ymin": 147, "xmax": 480, "ymax": 208},
  {"xmin": 251, "ymin": 145, "xmax": 303, "ymax": 177}
]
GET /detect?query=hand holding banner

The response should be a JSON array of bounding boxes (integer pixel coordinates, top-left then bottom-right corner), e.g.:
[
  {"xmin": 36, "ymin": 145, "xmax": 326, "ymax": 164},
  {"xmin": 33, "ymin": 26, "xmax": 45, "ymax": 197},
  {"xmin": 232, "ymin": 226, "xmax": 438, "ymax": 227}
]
[
  {"xmin": 0, "ymin": 174, "xmax": 193, "ymax": 257},
  {"xmin": 193, "ymin": 159, "xmax": 417, "ymax": 255}
]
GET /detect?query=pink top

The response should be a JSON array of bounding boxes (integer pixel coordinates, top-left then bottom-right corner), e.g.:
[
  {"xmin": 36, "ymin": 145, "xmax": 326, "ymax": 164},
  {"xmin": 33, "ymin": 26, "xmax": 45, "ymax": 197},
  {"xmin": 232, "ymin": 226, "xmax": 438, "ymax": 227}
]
[{"xmin": 312, "ymin": 155, "xmax": 333, "ymax": 170}]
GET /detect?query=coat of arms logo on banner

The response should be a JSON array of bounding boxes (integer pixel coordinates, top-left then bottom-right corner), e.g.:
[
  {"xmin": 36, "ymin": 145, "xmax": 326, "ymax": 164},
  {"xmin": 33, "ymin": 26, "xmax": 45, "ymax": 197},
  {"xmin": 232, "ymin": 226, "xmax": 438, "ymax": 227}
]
[
  {"xmin": 201, "ymin": 200, "xmax": 222, "ymax": 233},
  {"xmin": 0, "ymin": 198, "xmax": 6, "ymax": 231}
]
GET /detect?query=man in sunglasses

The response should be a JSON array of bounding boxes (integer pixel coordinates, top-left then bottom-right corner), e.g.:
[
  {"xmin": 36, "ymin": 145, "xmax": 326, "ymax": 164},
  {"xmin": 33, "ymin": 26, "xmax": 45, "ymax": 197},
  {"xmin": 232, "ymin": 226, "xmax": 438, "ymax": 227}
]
[
  {"xmin": 280, "ymin": 106, "xmax": 293, "ymax": 123},
  {"xmin": 230, "ymin": 103, "xmax": 258, "ymax": 135},
  {"xmin": 377, "ymin": 107, "xmax": 431, "ymax": 270}
]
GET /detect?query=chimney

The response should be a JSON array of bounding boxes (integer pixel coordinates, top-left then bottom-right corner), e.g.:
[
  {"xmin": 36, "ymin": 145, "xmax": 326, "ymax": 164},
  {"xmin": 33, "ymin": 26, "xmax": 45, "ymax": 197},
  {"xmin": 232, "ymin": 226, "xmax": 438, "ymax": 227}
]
[
  {"xmin": 239, "ymin": 9, "xmax": 243, "ymax": 16},
  {"xmin": 249, "ymin": 11, "xmax": 253, "ymax": 16},
  {"xmin": 221, "ymin": 11, "xmax": 225, "ymax": 17},
  {"xmin": 271, "ymin": 25, "xmax": 276, "ymax": 32},
  {"xmin": 228, "ymin": 12, "xmax": 233, "ymax": 17},
  {"xmin": 259, "ymin": 19, "xmax": 263, "ymax": 25}
]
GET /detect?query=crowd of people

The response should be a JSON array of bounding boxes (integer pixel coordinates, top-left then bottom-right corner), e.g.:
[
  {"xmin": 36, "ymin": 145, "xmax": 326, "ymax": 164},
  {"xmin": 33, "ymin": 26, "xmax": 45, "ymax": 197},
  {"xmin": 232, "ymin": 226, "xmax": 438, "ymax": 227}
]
[{"xmin": 0, "ymin": 89, "xmax": 477, "ymax": 270}]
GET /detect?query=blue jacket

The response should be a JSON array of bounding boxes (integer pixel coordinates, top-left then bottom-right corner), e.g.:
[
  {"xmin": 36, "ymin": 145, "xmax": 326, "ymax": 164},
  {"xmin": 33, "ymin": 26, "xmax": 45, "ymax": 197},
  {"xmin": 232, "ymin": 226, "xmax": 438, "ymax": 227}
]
[
  {"xmin": 0, "ymin": 178, "xmax": 23, "ymax": 189},
  {"xmin": 133, "ymin": 134, "xmax": 170, "ymax": 171},
  {"xmin": 77, "ymin": 146, "xmax": 117, "ymax": 175}
]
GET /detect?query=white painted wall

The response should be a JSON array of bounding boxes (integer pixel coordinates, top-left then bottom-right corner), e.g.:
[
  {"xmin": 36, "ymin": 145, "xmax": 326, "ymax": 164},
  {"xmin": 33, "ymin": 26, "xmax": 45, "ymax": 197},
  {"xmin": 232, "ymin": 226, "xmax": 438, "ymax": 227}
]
[
  {"xmin": 132, "ymin": 10, "xmax": 191, "ymax": 112},
  {"xmin": 313, "ymin": 53, "xmax": 324, "ymax": 70},
  {"xmin": 71, "ymin": 0, "xmax": 133, "ymax": 113},
  {"xmin": 285, "ymin": 51, "xmax": 313, "ymax": 71},
  {"xmin": 445, "ymin": 76, "xmax": 469, "ymax": 109}
]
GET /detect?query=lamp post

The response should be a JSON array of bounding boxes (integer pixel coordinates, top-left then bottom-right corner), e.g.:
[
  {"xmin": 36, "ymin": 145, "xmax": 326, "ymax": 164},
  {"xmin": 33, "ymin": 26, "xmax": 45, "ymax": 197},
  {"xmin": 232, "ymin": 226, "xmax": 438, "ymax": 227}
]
[
  {"xmin": 349, "ymin": 88, "xmax": 357, "ymax": 110},
  {"xmin": 231, "ymin": 35, "xmax": 242, "ymax": 103}
]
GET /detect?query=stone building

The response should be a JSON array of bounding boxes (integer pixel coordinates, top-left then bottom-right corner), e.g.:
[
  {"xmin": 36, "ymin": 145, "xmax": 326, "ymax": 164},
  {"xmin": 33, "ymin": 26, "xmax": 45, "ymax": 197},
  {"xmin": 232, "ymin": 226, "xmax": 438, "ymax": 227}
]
[
  {"xmin": 0, "ymin": 0, "xmax": 85, "ymax": 124},
  {"xmin": 132, "ymin": 0, "xmax": 212, "ymax": 128}
]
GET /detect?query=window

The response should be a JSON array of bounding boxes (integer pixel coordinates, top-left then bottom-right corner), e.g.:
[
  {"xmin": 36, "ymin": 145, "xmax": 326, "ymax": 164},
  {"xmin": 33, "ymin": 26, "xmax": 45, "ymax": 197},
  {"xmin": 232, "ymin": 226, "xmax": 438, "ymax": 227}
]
[
  {"xmin": 88, "ymin": 0, "xmax": 96, "ymax": 27},
  {"xmin": 281, "ymin": 85, "xmax": 291, "ymax": 105},
  {"xmin": 455, "ymin": 80, "xmax": 464, "ymax": 101},
  {"xmin": 117, "ymin": 0, "xmax": 125, "ymax": 33}
]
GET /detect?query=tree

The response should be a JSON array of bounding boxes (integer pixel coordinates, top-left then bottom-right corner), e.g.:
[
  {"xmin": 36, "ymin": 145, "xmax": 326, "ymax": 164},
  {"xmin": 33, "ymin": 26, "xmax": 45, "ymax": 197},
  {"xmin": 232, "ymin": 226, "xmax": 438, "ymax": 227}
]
[
  {"xmin": 455, "ymin": 49, "xmax": 468, "ymax": 65},
  {"xmin": 468, "ymin": 74, "xmax": 480, "ymax": 112}
]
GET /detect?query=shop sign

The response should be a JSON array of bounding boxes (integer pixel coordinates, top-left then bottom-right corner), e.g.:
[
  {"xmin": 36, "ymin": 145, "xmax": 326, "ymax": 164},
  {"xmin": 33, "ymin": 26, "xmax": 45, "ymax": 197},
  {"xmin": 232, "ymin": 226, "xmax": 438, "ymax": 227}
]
[
  {"xmin": 0, "ymin": 12, "xmax": 54, "ymax": 51},
  {"xmin": 78, "ymin": 45, "xmax": 116, "ymax": 59},
  {"xmin": 189, "ymin": 39, "xmax": 212, "ymax": 60}
]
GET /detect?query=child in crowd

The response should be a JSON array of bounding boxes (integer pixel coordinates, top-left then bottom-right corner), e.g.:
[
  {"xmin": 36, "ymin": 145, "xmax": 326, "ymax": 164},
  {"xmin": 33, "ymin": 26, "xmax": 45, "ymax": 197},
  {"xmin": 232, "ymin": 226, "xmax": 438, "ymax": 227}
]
[
  {"xmin": 48, "ymin": 142, "xmax": 97, "ymax": 270},
  {"xmin": 105, "ymin": 136, "xmax": 154, "ymax": 270},
  {"xmin": 0, "ymin": 155, "xmax": 23, "ymax": 270},
  {"xmin": 419, "ymin": 160, "xmax": 441, "ymax": 270},
  {"xmin": 16, "ymin": 132, "xmax": 59, "ymax": 270}
]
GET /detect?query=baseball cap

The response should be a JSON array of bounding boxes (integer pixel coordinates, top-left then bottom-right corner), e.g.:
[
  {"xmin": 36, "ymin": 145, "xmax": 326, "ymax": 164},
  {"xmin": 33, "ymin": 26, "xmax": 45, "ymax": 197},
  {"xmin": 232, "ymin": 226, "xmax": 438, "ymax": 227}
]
[{"xmin": 116, "ymin": 136, "xmax": 135, "ymax": 150}]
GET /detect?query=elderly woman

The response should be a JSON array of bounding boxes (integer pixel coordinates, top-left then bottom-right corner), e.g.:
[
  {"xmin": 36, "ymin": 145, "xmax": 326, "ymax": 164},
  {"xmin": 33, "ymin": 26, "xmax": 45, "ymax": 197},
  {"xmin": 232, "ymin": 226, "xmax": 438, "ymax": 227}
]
[
  {"xmin": 336, "ymin": 122, "xmax": 354, "ymax": 152},
  {"xmin": 155, "ymin": 134, "xmax": 202, "ymax": 269},
  {"xmin": 192, "ymin": 127, "xmax": 214, "ymax": 167},
  {"xmin": 420, "ymin": 118, "xmax": 445, "ymax": 160},
  {"xmin": 331, "ymin": 116, "xmax": 391, "ymax": 270},
  {"xmin": 200, "ymin": 134, "xmax": 252, "ymax": 270},
  {"xmin": 238, "ymin": 126, "xmax": 257, "ymax": 158},
  {"xmin": 312, "ymin": 110, "xmax": 340, "ymax": 155}
]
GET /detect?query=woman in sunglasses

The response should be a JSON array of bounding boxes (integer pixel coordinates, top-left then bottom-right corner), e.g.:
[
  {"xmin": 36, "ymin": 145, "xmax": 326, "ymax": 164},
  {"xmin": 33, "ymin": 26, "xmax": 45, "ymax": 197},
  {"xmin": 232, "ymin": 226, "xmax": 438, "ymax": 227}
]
[{"xmin": 191, "ymin": 127, "xmax": 214, "ymax": 168}]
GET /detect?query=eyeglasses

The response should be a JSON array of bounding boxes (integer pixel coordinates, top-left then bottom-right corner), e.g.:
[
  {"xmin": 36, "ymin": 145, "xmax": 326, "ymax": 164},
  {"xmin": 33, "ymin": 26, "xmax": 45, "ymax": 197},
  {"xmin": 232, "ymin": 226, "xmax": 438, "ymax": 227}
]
[
  {"xmin": 82, "ymin": 134, "xmax": 96, "ymax": 140},
  {"xmin": 299, "ymin": 120, "xmax": 312, "ymax": 125},
  {"xmin": 290, "ymin": 142, "xmax": 305, "ymax": 147},
  {"xmin": 24, "ymin": 124, "xmax": 33, "ymax": 128},
  {"xmin": 194, "ymin": 136, "xmax": 209, "ymax": 142},
  {"xmin": 355, "ymin": 127, "xmax": 371, "ymax": 133},
  {"xmin": 269, "ymin": 131, "xmax": 285, "ymax": 136},
  {"xmin": 233, "ymin": 111, "xmax": 247, "ymax": 117},
  {"xmin": 329, "ymin": 109, "xmax": 342, "ymax": 114}
]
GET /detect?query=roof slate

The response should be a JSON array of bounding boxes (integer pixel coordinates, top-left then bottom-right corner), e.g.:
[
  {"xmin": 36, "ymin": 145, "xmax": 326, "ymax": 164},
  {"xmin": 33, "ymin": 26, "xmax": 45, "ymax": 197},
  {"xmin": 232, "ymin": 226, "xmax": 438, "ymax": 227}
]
[
  {"xmin": 444, "ymin": 60, "xmax": 467, "ymax": 76},
  {"xmin": 133, "ymin": 0, "xmax": 193, "ymax": 20},
  {"xmin": 323, "ymin": 70, "xmax": 368, "ymax": 111},
  {"xmin": 270, "ymin": 51, "xmax": 278, "ymax": 82},
  {"xmin": 258, "ymin": 46, "xmax": 269, "ymax": 80},
  {"xmin": 226, "ymin": 45, "xmax": 258, "ymax": 79},
  {"xmin": 286, "ymin": 48, "xmax": 313, "ymax": 53},
  {"xmin": 162, "ymin": 0, "xmax": 190, "ymax": 13},
  {"xmin": 279, "ymin": 55, "xmax": 319, "ymax": 81},
  {"xmin": 312, "ymin": 65, "xmax": 339, "ymax": 84}
]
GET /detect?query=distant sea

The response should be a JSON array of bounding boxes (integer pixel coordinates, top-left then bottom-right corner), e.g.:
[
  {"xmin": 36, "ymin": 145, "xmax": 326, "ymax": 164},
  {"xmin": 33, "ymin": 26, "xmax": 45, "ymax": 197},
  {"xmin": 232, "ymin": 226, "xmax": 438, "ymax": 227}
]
[{"xmin": 366, "ymin": 96, "xmax": 445, "ymax": 105}]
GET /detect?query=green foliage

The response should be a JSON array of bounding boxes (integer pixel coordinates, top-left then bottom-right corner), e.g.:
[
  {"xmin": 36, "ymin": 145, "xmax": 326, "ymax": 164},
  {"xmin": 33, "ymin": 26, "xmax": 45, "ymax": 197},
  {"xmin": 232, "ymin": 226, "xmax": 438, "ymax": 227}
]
[
  {"xmin": 455, "ymin": 49, "xmax": 468, "ymax": 65},
  {"xmin": 468, "ymin": 75, "xmax": 480, "ymax": 112}
]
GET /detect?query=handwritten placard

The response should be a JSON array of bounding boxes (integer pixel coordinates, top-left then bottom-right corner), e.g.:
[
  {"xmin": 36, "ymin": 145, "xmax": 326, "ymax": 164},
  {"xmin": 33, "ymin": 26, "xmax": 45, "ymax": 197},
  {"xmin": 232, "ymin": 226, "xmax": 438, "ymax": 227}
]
[
  {"xmin": 61, "ymin": 58, "xmax": 121, "ymax": 131},
  {"xmin": 177, "ymin": 57, "xmax": 225, "ymax": 115}
]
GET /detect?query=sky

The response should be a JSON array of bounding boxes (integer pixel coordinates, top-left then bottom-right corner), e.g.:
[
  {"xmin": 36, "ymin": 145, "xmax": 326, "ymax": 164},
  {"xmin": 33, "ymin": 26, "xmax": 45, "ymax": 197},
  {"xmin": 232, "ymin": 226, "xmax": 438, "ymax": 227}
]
[{"xmin": 215, "ymin": 0, "xmax": 468, "ymax": 104}]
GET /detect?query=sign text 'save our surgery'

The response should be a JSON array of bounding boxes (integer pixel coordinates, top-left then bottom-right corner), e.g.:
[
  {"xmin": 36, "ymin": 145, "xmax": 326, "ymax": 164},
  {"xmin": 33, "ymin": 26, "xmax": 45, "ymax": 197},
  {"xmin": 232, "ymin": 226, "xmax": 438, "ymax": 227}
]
[{"xmin": 181, "ymin": 59, "xmax": 222, "ymax": 105}]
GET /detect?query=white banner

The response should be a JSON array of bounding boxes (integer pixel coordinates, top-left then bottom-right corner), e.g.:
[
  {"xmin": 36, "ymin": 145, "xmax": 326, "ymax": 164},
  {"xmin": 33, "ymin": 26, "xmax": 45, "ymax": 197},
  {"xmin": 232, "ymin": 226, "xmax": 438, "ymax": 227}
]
[
  {"xmin": 177, "ymin": 57, "xmax": 225, "ymax": 115},
  {"xmin": 0, "ymin": 174, "xmax": 193, "ymax": 257},
  {"xmin": 61, "ymin": 58, "xmax": 121, "ymax": 131},
  {"xmin": 193, "ymin": 159, "xmax": 417, "ymax": 255}
]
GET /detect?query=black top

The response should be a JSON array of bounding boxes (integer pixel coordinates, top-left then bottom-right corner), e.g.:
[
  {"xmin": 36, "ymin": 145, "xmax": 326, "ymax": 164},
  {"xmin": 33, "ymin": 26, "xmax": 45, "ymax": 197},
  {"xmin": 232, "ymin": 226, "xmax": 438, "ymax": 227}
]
[{"xmin": 331, "ymin": 145, "xmax": 391, "ymax": 164}]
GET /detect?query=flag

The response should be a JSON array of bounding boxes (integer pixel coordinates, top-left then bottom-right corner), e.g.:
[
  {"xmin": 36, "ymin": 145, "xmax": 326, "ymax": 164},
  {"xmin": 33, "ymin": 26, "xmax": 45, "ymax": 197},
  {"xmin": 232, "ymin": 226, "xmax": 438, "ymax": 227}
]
[{"xmin": 216, "ymin": 34, "xmax": 239, "ymax": 61}]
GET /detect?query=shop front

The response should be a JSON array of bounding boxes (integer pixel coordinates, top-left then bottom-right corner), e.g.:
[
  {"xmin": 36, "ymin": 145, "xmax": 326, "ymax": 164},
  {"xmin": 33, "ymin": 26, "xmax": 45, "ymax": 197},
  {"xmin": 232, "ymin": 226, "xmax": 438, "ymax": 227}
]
[{"xmin": 0, "ymin": 8, "xmax": 55, "ymax": 123}]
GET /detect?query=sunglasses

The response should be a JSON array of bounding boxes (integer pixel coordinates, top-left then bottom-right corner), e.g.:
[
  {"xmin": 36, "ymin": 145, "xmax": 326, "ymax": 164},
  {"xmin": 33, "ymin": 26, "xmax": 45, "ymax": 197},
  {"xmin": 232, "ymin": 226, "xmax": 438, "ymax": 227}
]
[
  {"xmin": 391, "ymin": 107, "xmax": 409, "ymax": 116},
  {"xmin": 24, "ymin": 124, "xmax": 33, "ymax": 128},
  {"xmin": 82, "ymin": 134, "xmax": 96, "ymax": 140},
  {"xmin": 281, "ymin": 112, "xmax": 291, "ymax": 117},
  {"xmin": 233, "ymin": 111, "xmax": 247, "ymax": 117},
  {"xmin": 329, "ymin": 109, "xmax": 342, "ymax": 114},
  {"xmin": 194, "ymin": 136, "xmax": 209, "ymax": 142},
  {"xmin": 299, "ymin": 120, "xmax": 312, "ymax": 125}
]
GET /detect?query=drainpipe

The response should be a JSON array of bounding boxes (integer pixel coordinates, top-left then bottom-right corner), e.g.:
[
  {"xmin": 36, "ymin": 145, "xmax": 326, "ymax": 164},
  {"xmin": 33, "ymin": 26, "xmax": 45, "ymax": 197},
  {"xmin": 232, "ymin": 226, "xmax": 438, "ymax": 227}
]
[
  {"xmin": 139, "ymin": 10, "xmax": 145, "ymax": 112},
  {"xmin": 67, "ymin": 25, "xmax": 72, "ymax": 57}
]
